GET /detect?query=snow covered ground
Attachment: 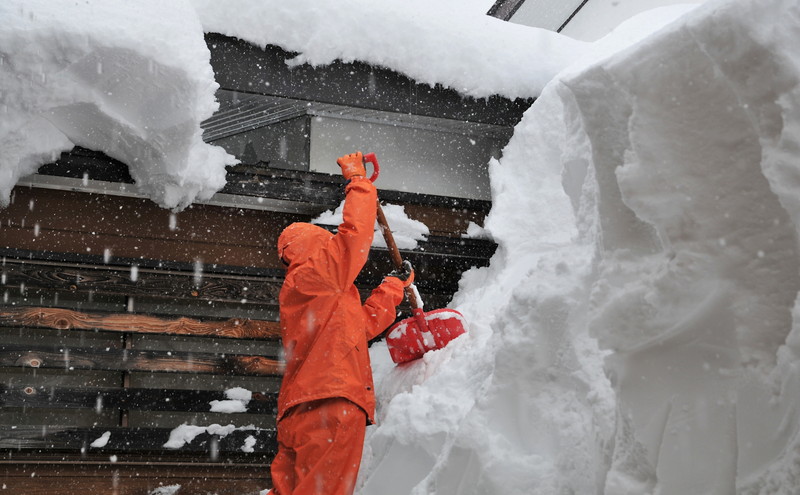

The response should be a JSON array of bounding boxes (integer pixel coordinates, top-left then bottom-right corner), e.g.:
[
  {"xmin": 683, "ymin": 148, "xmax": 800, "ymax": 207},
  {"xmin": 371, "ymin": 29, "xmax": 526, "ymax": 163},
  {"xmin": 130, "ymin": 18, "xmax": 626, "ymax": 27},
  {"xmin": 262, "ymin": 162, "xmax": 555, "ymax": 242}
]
[{"xmin": 4, "ymin": 0, "xmax": 800, "ymax": 493}]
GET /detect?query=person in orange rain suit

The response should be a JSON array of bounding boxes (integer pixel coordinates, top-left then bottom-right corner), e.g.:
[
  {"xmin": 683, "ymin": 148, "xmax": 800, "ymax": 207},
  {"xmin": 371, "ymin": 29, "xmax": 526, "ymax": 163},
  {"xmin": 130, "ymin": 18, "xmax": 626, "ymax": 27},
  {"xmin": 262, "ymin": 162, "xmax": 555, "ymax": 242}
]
[{"xmin": 269, "ymin": 151, "xmax": 414, "ymax": 495}]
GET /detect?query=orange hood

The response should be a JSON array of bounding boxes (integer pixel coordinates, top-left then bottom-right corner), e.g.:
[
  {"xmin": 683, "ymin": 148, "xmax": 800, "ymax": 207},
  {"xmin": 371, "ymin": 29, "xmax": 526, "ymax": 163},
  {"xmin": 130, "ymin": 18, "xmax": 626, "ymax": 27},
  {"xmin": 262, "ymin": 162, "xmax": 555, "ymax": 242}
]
[{"xmin": 278, "ymin": 222, "xmax": 333, "ymax": 266}]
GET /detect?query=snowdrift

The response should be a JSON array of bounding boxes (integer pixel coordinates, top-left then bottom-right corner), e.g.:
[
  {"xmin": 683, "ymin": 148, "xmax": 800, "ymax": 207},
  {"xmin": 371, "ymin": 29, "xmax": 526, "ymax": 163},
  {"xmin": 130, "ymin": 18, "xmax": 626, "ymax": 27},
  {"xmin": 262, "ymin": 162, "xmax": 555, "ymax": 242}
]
[
  {"xmin": 0, "ymin": 0, "xmax": 234, "ymax": 210},
  {"xmin": 361, "ymin": 0, "xmax": 800, "ymax": 493}
]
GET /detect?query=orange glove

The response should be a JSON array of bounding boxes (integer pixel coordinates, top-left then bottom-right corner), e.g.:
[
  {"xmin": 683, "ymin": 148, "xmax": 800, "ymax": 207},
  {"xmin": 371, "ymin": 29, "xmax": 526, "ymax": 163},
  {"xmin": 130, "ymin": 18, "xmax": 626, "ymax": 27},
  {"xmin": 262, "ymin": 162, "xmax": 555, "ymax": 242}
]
[{"xmin": 336, "ymin": 152, "xmax": 366, "ymax": 180}]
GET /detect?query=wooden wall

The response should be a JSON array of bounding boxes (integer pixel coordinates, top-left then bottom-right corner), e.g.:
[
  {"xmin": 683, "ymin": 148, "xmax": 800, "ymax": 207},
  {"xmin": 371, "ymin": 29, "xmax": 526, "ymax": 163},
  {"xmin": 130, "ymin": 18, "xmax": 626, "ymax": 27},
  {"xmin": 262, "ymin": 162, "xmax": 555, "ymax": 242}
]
[
  {"xmin": 1, "ymin": 456, "xmax": 270, "ymax": 495},
  {"xmin": 0, "ymin": 184, "xmax": 495, "ymax": 494},
  {"xmin": 2, "ymin": 187, "xmax": 304, "ymax": 271}
]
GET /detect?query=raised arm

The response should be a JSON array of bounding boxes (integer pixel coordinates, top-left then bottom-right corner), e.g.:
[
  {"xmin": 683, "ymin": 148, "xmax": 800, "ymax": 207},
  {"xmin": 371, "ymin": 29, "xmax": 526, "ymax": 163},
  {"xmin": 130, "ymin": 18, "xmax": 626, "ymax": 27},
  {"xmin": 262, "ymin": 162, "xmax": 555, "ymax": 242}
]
[{"xmin": 324, "ymin": 152, "xmax": 378, "ymax": 287}]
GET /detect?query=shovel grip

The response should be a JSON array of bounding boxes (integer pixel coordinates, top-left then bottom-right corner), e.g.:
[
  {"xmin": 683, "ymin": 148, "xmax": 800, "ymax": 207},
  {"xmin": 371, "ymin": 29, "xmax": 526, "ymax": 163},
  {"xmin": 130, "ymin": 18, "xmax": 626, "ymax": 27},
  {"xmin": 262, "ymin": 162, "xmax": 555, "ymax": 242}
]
[{"xmin": 363, "ymin": 152, "xmax": 380, "ymax": 183}]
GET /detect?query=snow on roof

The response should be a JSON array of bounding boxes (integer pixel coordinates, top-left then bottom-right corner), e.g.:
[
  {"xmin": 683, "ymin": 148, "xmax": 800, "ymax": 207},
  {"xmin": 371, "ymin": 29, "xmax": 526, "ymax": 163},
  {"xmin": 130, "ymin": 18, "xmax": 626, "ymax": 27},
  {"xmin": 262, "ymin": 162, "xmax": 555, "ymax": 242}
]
[
  {"xmin": 1, "ymin": 0, "xmax": 587, "ymax": 210},
  {"xmin": 191, "ymin": 0, "xmax": 588, "ymax": 101},
  {"xmin": 0, "ymin": 0, "xmax": 235, "ymax": 210}
]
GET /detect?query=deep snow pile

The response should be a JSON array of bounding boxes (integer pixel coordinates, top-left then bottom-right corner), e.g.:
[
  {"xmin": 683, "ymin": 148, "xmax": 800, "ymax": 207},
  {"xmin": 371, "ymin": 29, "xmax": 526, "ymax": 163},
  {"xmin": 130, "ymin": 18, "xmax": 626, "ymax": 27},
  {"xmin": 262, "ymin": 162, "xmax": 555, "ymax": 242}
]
[
  {"xmin": 360, "ymin": 0, "xmax": 800, "ymax": 493},
  {"xmin": 0, "ymin": 0, "xmax": 234, "ymax": 209}
]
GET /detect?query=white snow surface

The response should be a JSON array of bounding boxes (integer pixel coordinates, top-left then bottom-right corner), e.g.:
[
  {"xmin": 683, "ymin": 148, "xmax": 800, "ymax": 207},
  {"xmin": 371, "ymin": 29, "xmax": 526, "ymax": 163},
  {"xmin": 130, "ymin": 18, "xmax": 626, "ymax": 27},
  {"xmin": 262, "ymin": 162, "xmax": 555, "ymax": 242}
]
[
  {"xmin": 0, "ymin": 0, "xmax": 235, "ymax": 210},
  {"xmin": 360, "ymin": 0, "xmax": 800, "ymax": 493},
  {"xmin": 463, "ymin": 220, "xmax": 491, "ymax": 240},
  {"xmin": 313, "ymin": 200, "xmax": 430, "ymax": 250},
  {"xmin": 209, "ymin": 399, "xmax": 248, "ymax": 413},
  {"xmin": 241, "ymin": 435, "xmax": 257, "ymax": 454},
  {"xmin": 162, "ymin": 423, "xmax": 256, "ymax": 450},
  {"xmin": 224, "ymin": 386, "xmax": 253, "ymax": 402},
  {"xmin": 148, "ymin": 485, "xmax": 182, "ymax": 495},
  {"xmin": 208, "ymin": 386, "xmax": 253, "ymax": 412},
  {"xmin": 190, "ymin": 0, "xmax": 587, "ymax": 100},
  {"xmin": 4, "ymin": 0, "xmax": 800, "ymax": 493},
  {"xmin": 89, "ymin": 430, "xmax": 111, "ymax": 448}
]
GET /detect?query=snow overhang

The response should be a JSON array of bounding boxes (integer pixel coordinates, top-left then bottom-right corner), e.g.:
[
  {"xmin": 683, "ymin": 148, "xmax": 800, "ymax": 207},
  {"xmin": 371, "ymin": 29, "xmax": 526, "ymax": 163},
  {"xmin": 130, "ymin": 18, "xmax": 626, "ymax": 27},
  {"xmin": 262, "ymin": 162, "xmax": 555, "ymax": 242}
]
[{"xmin": 205, "ymin": 34, "xmax": 533, "ymax": 128}]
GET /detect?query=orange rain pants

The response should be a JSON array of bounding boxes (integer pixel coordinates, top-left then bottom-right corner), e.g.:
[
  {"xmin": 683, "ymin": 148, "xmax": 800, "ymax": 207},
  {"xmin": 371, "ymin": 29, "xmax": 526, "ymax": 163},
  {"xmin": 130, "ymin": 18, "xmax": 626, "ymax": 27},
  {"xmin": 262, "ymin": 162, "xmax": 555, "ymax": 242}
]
[{"xmin": 270, "ymin": 398, "xmax": 367, "ymax": 495}]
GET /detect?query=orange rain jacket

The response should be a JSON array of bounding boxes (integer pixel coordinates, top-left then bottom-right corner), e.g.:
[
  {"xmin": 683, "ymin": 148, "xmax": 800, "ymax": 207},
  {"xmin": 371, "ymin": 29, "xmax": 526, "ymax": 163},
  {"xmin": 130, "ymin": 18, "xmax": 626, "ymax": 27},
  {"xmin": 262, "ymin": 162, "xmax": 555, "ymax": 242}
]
[{"xmin": 276, "ymin": 177, "xmax": 405, "ymax": 424}]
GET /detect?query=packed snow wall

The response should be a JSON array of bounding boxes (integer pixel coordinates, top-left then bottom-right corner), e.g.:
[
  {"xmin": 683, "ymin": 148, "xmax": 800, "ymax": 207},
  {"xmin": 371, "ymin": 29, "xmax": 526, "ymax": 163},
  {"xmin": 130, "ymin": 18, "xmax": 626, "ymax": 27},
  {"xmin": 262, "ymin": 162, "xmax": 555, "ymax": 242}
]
[
  {"xmin": 361, "ymin": 0, "xmax": 800, "ymax": 493},
  {"xmin": 572, "ymin": 0, "xmax": 800, "ymax": 491}
]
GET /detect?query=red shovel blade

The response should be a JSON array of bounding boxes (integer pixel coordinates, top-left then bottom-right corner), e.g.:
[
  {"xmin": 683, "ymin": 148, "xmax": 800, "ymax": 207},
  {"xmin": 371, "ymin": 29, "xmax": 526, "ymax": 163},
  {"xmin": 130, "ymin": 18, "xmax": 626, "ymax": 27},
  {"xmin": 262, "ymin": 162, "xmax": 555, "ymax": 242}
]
[{"xmin": 386, "ymin": 308, "xmax": 467, "ymax": 364}]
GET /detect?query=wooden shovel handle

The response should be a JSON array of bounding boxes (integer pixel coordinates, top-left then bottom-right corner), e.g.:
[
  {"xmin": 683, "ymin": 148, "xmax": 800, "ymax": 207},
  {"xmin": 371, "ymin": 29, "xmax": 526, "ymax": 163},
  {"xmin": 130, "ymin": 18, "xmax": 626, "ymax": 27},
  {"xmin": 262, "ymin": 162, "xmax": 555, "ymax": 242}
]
[{"xmin": 376, "ymin": 200, "xmax": 421, "ymax": 310}]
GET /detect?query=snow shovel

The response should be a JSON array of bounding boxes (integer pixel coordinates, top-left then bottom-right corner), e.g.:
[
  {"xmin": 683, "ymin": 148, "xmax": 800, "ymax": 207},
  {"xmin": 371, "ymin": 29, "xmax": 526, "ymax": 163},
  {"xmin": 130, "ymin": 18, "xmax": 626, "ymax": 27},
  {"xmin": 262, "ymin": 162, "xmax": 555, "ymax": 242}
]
[{"xmin": 363, "ymin": 152, "xmax": 468, "ymax": 364}]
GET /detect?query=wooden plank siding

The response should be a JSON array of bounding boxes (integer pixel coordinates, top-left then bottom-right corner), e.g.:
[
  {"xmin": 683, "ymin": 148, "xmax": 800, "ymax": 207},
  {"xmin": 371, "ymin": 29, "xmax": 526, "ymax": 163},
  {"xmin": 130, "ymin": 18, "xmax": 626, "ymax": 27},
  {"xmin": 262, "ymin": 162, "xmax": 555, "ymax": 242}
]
[
  {"xmin": 0, "ymin": 250, "xmax": 461, "ymax": 319},
  {"xmin": 0, "ymin": 459, "xmax": 271, "ymax": 495},
  {"xmin": 0, "ymin": 305, "xmax": 281, "ymax": 491},
  {"xmin": 0, "ymin": 384, "xmax": 278, "ymax": 414},
  {"xmin": 2, "ymin": 183, "xmax": 493, "ymax": 299},
  {"xmin": 0, "ymin": 343, "xmax": 283, "ymax": 376},
  {"xmin": 0, "ymin": 426, "xmax": 276, "ymax": 454},
  {"xmin": 2, "ymin": 186, "xmax": 300, "ymax": 271},
  {"xmin": 1, "ymin": 157, "xmax": 497, "ymax": 493},
  {"xmin": 0, "ymin": 257, "xmax": 284, "ymax": 314},
  {"xmin": 0, "ymin": 307, "xmax": 281, "ymax": 339}
]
